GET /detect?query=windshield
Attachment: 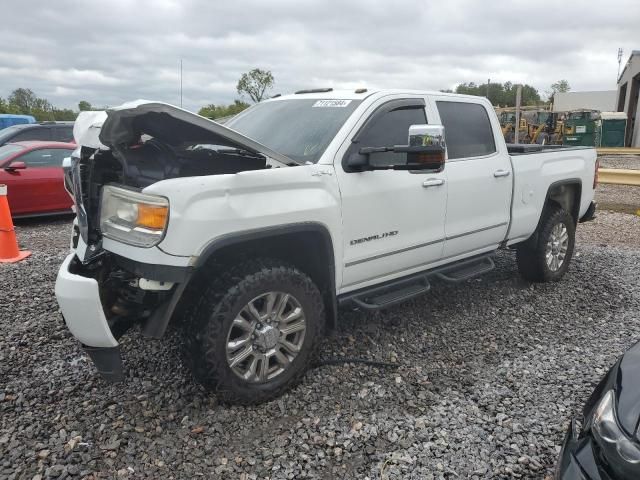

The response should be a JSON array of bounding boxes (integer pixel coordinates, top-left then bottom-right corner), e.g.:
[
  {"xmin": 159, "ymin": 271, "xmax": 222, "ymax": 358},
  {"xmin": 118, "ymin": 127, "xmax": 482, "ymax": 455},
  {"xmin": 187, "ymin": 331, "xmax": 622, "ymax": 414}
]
[
  {"xmin": 0, "ymin": 144, "xmax": 26, "ymax": 165},
  {"xmin": 227, "ymin": 99, "xmax": 362, "ymax": 163}
]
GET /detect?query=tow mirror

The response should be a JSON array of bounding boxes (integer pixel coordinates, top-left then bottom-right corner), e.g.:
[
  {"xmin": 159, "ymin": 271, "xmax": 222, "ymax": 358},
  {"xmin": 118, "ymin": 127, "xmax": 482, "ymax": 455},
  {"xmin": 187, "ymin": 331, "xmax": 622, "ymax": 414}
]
[
  {"xmin": 405, "ymin": 124, "xmax": 446, "ymax": 172},
  {"xmin": 347, "ymin": 124, "xmax": 446, "ymax": 172},
  {"xmin": 5, "ymin": 161, "xmax": 27, "ymax": 171}
]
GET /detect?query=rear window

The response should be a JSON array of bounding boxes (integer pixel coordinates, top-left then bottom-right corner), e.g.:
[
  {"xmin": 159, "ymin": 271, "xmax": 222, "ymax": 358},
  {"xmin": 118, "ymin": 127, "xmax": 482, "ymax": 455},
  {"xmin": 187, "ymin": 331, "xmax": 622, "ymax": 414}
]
[
  {"xmin": 0, "ymin": 125, "xmax": 26, "ymax": 144},
  {"xmin": 436, "ymin": 101, "xmax": 496, "ymax": 159},
  {"xmin": 12, "ymin": 127, "xmax": 51, "ymax": 142},
  {"xmin": 54, "ymin": 126, "xmax": 74, "ymax": 142}
]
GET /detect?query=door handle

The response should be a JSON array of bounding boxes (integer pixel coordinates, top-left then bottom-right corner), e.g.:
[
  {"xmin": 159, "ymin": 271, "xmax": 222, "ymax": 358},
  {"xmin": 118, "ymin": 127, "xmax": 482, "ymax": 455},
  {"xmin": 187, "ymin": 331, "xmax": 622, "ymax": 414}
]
[
  {"xmin": 422, "ymin": 178, "xmax": 445, "ymax": 188},
  {"xmin": 493, "ymin": 169, "xmax": 511, "ymax": 178}
]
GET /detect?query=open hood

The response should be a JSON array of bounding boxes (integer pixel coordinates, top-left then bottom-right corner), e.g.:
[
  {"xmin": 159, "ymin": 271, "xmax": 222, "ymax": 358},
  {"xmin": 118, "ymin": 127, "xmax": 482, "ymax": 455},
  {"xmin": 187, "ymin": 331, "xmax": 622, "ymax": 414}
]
[{"xmin": 97, "ymin": 100, "xmax": 297, "ymax": 166}]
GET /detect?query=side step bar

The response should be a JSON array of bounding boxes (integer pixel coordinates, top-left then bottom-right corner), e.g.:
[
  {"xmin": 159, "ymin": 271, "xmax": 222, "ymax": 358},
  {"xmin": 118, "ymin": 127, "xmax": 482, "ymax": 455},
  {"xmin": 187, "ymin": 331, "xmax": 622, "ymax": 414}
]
[
  {"xmin": 339, "ymin": 253, "xmax": 495, "ymax": 311},
  {"xmin": 339, "ymin": 273, "xmax": 430, "ymax": 311},
  {"xmin": 435, "ymin": 256, "xmax": 495, "ymax": 283}
]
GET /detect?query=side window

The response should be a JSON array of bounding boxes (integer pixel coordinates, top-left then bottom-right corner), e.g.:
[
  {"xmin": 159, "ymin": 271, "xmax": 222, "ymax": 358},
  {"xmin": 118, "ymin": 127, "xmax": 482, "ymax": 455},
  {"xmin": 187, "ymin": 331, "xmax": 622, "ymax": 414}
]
[
  {"xmin": 54, "ymin": 126, "xmax": 74, "ymax": 142},
  {"xmin": 357, "ymin": 106, "xmax": 427, "ymax": 167},
  {"xmin": 436, "ymin": 101, "xmax": 496, "ymax": 159},
  {"xmin": 18, "ymin": 149, "xmax": 69, "ymax": 167},
  {"xmin": 12, "ymin": 127, "xmax": 51, "ymax": 142}
]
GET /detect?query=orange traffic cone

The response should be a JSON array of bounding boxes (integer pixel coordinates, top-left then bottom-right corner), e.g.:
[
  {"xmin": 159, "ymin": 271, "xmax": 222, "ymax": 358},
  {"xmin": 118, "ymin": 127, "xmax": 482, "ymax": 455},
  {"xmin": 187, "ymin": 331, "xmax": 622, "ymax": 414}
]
[{"xmin": 0, "ymin": 184, "xmax": 31, "ymax": 263}]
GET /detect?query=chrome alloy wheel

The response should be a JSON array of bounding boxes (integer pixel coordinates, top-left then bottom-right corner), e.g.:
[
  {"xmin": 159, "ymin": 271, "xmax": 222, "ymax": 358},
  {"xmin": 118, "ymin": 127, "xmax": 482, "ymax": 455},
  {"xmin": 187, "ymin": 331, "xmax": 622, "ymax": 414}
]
[
  {"xmin": 545, "ymin": 222, "xmax": 569, "ymax": 272},
  {"xmin": 225, "ymin": 292, "xmax": 306, "ymax": 383}
]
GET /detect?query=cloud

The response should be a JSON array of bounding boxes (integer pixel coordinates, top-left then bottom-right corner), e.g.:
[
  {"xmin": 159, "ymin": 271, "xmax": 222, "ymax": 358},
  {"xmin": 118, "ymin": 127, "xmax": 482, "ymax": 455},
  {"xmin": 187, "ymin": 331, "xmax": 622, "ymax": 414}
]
[{"xmin": 0, "ymin": 0, "xmax": 638, "ymax": 111}]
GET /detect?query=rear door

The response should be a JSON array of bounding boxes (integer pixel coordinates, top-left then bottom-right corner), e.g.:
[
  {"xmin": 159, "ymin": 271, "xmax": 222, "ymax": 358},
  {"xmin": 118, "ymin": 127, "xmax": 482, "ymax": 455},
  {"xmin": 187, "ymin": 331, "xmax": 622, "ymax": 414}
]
[
  {"xmin": 430, "ymin": 98, "xmax": 512, "ymax": 259},
  {"xmin": 335, "ymin": 97, "xmax": 447, "ymax": 291}
]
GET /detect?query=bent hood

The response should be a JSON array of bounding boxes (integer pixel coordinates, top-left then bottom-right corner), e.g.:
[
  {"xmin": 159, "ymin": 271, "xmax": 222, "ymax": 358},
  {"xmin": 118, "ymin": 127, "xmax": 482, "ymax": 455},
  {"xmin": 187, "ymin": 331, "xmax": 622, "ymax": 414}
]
[{"xmin": 94, "ymin": 100, "xmax": 296, "ymax": 166}]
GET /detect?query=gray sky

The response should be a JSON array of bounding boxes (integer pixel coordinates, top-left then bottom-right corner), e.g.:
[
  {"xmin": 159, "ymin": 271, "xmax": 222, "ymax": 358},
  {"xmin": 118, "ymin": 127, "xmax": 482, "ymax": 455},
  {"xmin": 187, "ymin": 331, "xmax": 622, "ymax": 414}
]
[{"xmin": 1, "ymin": 0, "xmax": 638, "ymax": 111}]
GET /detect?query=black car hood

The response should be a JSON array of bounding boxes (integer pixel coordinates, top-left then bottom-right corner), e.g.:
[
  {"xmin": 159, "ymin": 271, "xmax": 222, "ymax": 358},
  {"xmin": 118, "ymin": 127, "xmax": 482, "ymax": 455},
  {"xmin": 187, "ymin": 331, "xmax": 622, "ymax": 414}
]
[{"xmin": 585, "ymin": 341, "xmax": 640, "ymax": 438}]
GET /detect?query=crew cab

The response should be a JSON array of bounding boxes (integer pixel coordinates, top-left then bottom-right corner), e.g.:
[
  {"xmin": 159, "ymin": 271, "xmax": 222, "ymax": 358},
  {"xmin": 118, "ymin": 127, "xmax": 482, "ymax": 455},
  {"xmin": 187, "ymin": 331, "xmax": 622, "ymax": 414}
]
[{"xmin": 55, "ymin": 90, "xmax": 598, "ymax": 404}]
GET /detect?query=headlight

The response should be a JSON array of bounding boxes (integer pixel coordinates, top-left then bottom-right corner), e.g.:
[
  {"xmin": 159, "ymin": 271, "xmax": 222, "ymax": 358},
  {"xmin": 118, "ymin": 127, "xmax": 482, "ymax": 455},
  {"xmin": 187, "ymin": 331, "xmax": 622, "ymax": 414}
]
[
  {"xmin": 593, "ymin": 390, "xmax": 640, "ymax": 465},
  {"xmin": 100, "ymin": 185, "xmax": 169, "ymax": 248}
]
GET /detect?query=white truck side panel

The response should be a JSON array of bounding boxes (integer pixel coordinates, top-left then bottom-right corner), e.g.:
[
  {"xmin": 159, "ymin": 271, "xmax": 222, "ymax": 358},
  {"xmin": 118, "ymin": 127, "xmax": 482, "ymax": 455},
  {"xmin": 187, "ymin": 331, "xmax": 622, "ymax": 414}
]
[
  {"xmin": 507, "ymin": 149, "xmax": 597, "ymax": 244},
  {"xmin": 143, "ymin": 163, "xmax": 344, "ymax": 285}
]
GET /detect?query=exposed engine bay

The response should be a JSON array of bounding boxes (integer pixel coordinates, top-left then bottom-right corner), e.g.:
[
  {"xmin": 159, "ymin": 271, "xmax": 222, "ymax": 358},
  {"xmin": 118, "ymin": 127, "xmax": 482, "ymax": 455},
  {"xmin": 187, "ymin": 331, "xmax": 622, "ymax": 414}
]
[{"xmin": 71, "ymin": 103, "xmax": 295, "ymax": 250}]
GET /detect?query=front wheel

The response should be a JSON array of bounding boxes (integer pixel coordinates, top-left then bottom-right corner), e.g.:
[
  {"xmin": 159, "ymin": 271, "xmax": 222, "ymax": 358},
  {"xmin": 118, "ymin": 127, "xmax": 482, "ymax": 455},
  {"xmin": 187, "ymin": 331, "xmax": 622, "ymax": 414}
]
[
  {"xmin": 184, "ymin": 258, "xmax": 325, "ymax": 405},
  {"xmin": 516, "ymin": 205, "xmax": 575, "ymax": 282}
]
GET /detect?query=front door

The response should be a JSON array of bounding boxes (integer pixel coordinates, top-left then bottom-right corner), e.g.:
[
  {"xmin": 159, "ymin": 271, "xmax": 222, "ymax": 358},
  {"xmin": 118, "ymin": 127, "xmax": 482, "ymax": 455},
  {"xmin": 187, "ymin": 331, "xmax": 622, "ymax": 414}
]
[{"xmin": 335, "ymin": 97, "xmax": 448, "ymax": 291}]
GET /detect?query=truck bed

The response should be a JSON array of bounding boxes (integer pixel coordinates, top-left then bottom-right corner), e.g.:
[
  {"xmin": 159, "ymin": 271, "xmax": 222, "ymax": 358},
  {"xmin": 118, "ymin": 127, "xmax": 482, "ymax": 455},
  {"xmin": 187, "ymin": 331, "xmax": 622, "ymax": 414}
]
[{"xmin": 507, "ymin": 144, "xmax": 593, "ymax": 155}]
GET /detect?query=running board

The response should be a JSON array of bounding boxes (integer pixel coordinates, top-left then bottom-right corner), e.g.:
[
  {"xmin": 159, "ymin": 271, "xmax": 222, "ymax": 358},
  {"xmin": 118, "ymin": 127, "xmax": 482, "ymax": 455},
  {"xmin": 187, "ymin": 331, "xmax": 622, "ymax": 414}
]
[
  {"xmin": 338, "ymin": 253, "xmax": 496, "ymax": 311},
  {"xmin": 435, "ymin": 256, "xmax": 495, "ymax": 283},
  {"xmin": 340, "ymin": 274, "xmax": 430, "ymax": 311}
]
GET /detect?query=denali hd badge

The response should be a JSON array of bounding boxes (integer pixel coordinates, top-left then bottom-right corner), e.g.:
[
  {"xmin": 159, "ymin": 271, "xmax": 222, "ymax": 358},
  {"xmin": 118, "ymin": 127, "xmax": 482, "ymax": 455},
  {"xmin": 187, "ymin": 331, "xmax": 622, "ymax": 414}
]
[{"xmin": 350, "ymin": 231, "xmax": 398, "ymax": 246}]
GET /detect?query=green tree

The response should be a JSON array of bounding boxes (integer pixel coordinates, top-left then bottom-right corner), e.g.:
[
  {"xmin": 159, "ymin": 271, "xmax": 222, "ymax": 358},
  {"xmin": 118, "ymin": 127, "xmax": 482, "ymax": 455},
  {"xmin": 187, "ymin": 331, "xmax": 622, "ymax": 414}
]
[
  {"xmin": 198, "ymin": 100, "xmax": 250, "ymax": 120},
  {"xmin": 78, "ymin": 100, "xmax": 92, "ymax": 111},
  {"xmin": 550, "ymin": 80, "xmax": 571, "ymax": 94},
  {"xmin": 454, "ymin": 81, "xmax": 541, "ymax": 106},
  {"xmin": 236, "ymin": 68, "xmax": 274, "ymax": 103}
]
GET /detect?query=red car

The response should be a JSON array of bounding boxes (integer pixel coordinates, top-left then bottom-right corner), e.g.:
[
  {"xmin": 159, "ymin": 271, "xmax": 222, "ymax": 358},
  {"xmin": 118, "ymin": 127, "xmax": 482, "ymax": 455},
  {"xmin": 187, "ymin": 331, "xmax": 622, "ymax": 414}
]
[{"xmin": 0, "ymin": 141, "xmax": 76, "ymax": 217}]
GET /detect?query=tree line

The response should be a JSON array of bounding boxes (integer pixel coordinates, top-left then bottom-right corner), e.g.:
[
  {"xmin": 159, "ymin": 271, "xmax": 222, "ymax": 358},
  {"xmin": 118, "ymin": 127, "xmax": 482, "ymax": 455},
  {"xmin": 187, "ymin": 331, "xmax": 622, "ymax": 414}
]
[{"xmin": 444, "ymin": 79, "xmax": 571, "ymax": 107}]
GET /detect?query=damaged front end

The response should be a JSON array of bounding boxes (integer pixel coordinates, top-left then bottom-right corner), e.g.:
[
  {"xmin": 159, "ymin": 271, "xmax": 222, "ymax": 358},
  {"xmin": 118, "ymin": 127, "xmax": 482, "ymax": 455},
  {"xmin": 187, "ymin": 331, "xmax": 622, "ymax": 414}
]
[{"xmin": 58, "ymin": 101, "xmax": 296, "ymax": 381}]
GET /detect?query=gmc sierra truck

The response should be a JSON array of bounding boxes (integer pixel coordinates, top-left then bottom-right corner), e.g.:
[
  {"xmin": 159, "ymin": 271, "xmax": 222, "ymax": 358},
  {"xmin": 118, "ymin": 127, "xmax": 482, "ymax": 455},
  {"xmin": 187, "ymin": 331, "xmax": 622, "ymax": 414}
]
[{"xmin": 55, "ymin": 89, "xmax": 598, "ymax": 404}]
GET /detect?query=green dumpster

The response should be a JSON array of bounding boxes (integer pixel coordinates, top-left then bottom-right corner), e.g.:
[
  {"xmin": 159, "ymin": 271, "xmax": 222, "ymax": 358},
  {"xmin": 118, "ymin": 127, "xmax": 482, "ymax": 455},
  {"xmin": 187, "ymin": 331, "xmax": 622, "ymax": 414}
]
[
  {"xmin": 598, "ymin": 112, "xmax": 627, "ymax": 147},
  {"xmin": 562, "ymin": 110, "xmax": 598, "ymax": 147}
]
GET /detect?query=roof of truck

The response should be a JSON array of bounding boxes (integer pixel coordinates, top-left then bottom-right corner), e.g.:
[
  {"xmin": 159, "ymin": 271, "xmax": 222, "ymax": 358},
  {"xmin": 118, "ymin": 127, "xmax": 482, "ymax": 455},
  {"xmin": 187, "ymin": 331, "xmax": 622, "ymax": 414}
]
[{"xmin": 268, "ymin": 88, "xmax": 485, "ymax": 102}]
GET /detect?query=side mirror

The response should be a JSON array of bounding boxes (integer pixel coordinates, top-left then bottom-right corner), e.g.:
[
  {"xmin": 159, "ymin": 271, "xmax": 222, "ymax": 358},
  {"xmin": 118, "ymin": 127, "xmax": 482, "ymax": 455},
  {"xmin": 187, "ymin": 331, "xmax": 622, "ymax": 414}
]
[
  {"xmin": 5, "ymin": 161, "xmax": 27, "ymax": 171},
  {"xmin": 347, "ymin": 124, "xmax": 446, "ymax": 172},
  {"xmin": 404, "ymin": 124, "xmax": 446, "ymax": 171}
]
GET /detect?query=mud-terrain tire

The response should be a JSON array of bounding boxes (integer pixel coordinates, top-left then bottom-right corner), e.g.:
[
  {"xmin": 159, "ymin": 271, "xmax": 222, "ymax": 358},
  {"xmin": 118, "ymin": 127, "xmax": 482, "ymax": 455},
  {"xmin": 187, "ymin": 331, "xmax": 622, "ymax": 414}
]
[
  {"xmin": 184, "ymin": 258, "xmax": 325, "ymax": 405},
  {"xmin": 516, "ymin": 205, "xmax": 575, "ymax": 282}
]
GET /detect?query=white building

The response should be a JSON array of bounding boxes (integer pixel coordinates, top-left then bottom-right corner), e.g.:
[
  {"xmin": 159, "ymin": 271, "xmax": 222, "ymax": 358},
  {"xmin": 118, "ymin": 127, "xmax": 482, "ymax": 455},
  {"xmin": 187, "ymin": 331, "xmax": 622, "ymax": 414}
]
[
  {"xmin": 552, "ymin": 91, "xmax": 616, "ymax": 113},
  {"xmin": 616, "ymin": 50, "xmax": 640, "ymax": 147}
]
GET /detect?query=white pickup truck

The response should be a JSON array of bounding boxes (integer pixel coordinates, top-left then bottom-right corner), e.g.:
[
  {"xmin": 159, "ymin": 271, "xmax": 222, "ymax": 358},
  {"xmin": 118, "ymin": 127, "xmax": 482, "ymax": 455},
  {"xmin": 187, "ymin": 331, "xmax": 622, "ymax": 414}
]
[{"xmin": 55, "ymin": 89, "xmax": 598, "ymax": 404}]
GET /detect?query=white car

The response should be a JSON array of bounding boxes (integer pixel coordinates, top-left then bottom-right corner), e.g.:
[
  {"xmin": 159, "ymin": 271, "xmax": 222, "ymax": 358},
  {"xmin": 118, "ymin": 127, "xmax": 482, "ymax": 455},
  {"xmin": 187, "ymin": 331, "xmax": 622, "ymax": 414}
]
[{"xmin": 55, "ymin": 89, "xmax": 598, "ymax": 404}]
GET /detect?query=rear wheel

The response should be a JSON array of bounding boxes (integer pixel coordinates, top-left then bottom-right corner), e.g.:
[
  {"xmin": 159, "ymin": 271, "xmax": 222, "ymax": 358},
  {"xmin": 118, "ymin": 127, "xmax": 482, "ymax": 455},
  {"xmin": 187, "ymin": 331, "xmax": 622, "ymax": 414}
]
[
  {"xmin": 516, "ymin": 205, "xmax": 575, "ymax": 282},
  {"xmin": 184, "ymin": 258, "xmax": 325, "ymax": 404}
]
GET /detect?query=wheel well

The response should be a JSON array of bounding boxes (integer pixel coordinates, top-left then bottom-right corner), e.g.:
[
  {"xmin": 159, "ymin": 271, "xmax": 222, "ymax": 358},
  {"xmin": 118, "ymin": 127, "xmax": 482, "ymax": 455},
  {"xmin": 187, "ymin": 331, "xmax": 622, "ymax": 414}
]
[
  {"xmin": 546, "ymin": 181, "xmax": 581, "ymax": 223},
  {"xmin": 194, "ymin": 228, "xmax": 338, "ymax": 329}
]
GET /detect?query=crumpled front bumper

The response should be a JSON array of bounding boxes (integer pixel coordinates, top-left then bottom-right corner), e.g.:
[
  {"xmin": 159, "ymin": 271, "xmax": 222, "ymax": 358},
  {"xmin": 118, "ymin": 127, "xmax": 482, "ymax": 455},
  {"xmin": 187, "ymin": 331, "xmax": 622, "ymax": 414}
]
[{"xmin": 55, "ymin": 253, "xmax": 123, "ymax": 381}]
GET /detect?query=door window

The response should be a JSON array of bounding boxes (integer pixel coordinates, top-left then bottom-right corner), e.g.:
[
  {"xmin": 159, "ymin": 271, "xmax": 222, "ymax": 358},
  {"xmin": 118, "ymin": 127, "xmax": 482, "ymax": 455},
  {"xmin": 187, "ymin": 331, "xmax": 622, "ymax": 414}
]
[
  {"xmin": 436, "ymin": 101, "xmax": 496, "ymax": 159},
  {"xmin": 356, "ymin": 105, "xmax": 427, "ymax": 167},
  {"xmin": 18, "ymin": 148, "xmax": 72, "ymax": 167}
]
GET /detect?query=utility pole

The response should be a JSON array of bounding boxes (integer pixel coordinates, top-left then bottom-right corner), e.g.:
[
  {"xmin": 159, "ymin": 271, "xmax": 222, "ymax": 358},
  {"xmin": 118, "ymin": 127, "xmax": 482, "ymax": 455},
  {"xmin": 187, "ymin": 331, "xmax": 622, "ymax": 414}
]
[
  {"xmin": 617, "ymin": 48, "xmax": 624, "ymax": 80},
  {"xmin": 514, "ymin": 85, "xmax": 522, "ymax": 144},
  {"xmin": 180, "ymin": 59, "xmax": 183, "ymax": 108},
  {"xmin": 487, "ymin": 78, "xmax": 491, "ymax": 104}
]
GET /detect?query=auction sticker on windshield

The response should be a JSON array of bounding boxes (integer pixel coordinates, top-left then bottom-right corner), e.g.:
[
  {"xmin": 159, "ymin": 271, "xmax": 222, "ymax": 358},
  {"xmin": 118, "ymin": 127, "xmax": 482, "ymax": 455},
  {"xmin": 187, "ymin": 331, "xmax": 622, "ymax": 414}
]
[{"xmin": 313, "ymin": 100, "xmax": 352, "ymax": 107}]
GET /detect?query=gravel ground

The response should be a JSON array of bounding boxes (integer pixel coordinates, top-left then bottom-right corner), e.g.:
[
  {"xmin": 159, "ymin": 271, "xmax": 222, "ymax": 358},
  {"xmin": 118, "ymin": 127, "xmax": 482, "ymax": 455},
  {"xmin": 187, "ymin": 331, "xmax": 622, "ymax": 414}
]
[
  {"xmin": 2, "ymin": 212, "xmax": 639, "ymax": 480},
  {"xmin": 595, "ymin": 184, "xmax": 640, "ymax": 215},
  {"xmin": 598, "ymin": 153, "xmax": 640, "ymax": 170},
  {"xmin": 594, "ymin": 154, "xmax": 640, "ymax": 214}
]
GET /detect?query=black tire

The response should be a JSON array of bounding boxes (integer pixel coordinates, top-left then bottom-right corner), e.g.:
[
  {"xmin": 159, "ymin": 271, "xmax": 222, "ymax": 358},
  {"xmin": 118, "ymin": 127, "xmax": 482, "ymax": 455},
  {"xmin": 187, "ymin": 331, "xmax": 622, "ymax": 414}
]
[
  {"xmin": 183, "ymin": 258, "xmax": 325, "ymax": 405},
  {"xmin": 516, "ymin": 205, "xmax": 575, "ymax": 282}
]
